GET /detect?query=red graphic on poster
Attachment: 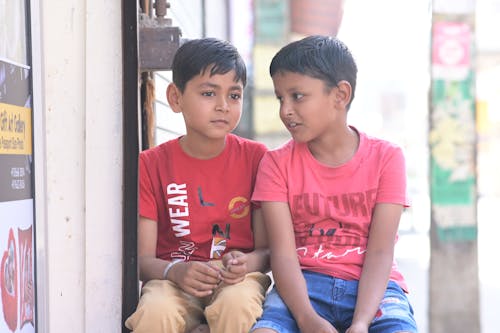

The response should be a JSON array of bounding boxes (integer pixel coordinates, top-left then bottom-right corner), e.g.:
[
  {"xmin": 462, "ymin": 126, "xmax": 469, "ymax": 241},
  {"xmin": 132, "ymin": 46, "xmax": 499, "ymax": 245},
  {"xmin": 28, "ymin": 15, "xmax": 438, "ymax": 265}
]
[
  {"xmin": 18, "ymin": 226, "xmax": 33, "ymax": 329},
  {"xmin": 1, "ymin": 229, "xmax": 18, "ymax": 332}
]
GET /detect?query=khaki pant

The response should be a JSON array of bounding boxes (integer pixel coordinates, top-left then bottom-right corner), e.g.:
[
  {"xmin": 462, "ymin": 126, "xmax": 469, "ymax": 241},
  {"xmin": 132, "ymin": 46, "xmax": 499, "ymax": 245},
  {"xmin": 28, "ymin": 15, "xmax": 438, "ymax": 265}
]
[{"xmin": 125, "ymin": 272, "xmax": 271, "ymax": 333}]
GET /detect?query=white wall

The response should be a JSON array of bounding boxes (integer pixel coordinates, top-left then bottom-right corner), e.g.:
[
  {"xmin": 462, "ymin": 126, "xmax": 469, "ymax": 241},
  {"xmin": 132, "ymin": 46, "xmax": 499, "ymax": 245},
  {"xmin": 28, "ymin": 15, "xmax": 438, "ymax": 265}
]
[{"xmin": 34, "ymin": 1, "xmax": 124, "ymax": 332}]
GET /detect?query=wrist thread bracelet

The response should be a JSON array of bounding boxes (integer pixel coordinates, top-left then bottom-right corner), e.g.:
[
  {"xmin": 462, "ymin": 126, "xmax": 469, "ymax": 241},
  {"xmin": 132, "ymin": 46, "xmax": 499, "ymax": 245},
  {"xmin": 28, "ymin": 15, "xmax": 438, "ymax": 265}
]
[{"xmin": 163, "ymin": 259, "xmax": 183, "ymax": 280}]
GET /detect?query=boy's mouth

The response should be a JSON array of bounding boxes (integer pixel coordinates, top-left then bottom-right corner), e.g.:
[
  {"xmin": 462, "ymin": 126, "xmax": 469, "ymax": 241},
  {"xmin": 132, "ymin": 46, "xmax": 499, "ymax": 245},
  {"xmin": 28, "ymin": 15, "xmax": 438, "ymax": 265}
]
[{"xmin": 211, "ymin": 119, "xmax": 229, "ymax": 124}]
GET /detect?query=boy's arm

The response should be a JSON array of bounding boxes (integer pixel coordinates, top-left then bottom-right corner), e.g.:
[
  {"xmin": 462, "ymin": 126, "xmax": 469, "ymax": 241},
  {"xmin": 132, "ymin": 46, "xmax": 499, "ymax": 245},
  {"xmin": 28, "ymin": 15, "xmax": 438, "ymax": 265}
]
[
  {"xmin": 347, "ymin": 203, "xmax": 403, "ymax": 333},
  {"xmin": 263, "ymin": 201, "xmax": 337, "ymax": 333},
  {"xmin": 137, "ymin": 217, "xmax": 166, "ymax": 282},
  {"xmin": 138, "ymin": 216, "xmax": 221, "ymax": 296},
  {"xmin": 246, "ymin": 207, "xmax": 270, "ymax": 273}
]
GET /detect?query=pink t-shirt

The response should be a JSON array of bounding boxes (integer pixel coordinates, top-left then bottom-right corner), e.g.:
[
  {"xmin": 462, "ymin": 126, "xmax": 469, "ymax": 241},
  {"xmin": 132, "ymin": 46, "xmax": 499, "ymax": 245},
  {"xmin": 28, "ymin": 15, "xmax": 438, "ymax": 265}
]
[
  {"xmin": 140, "ymin": 133, "xmax": 267, "ymax": 262},
  {"xmin": 252, "ymin": 128, "xmax": 409, "ymax": 291}
]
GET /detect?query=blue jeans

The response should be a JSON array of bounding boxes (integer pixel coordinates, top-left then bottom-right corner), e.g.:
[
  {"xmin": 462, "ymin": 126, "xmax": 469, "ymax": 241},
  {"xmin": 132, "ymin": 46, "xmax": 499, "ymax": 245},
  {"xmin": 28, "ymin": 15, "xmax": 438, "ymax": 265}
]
[{"xmin": 251, "ymin": 270, "xmax": 417, "ymax": 333}]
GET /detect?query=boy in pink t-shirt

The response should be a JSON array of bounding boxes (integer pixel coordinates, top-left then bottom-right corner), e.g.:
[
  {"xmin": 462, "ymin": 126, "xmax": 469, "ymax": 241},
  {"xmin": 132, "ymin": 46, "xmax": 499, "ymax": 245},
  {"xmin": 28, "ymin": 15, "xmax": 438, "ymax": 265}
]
[{"xmin": 251, "ymin": 36, "xmax": 417, "ymax": 333}]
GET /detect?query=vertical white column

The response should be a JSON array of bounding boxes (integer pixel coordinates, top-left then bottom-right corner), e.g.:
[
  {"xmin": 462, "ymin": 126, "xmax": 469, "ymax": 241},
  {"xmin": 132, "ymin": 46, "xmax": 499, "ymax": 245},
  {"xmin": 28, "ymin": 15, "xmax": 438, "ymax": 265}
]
[
  {"xmin": 84, "ymin": 0, "xmax": 124, "ymax": 331},
  {"xmin": 42, "ymin": 0, "xmax": 86, "ymax": 332},
  {"xmin": 38, "ymin": 0, "xmax": 124, "ymax": 332}
]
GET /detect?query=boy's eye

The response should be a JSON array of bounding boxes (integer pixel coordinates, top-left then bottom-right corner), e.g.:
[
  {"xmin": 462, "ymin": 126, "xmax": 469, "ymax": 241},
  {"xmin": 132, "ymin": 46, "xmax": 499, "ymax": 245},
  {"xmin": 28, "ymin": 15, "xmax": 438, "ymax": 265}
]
[
  {"xmin": 230, "ymin": 93, "xmax": 242, "ymax": 100},
  {"xmin": 293, "ymin": 93, "xmax": 304, "ymax": 100},
  {"xmin": 202, "ymin": 91, "xmax": 215, "ymax": 97}
]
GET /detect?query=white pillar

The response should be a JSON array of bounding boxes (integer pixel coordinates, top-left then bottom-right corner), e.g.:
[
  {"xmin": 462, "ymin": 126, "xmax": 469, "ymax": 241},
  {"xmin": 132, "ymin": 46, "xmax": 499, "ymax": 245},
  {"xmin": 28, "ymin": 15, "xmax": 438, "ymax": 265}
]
[{"xmin": 35, "ymin": 1, "xmax": 123, "ymax": 332}]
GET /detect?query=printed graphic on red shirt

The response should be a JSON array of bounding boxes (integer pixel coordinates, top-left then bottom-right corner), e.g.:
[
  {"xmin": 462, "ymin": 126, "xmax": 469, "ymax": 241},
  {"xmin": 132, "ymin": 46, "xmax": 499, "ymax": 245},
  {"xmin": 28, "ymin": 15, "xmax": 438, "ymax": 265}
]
[
  {"xmin": 228, "ymin": 196, "xmax": 249, "ymax": 219},
  {"xmin": 167, "ymin": 183, "xmax": 190, "ymax": 238},
  {"xmin": 210, "ymin": 237, "xmax": 227, "ymax": 259},
  {"xmin": 167, "ymin": 180, "xmax": 253, "ymax": 260},
  {"xmin": 292, "ymin": 189, "xmax": 376, "ymax": 260},
  {"xmin": 210, "ymin": 223, "xmax": 230, "ymax": 259}
]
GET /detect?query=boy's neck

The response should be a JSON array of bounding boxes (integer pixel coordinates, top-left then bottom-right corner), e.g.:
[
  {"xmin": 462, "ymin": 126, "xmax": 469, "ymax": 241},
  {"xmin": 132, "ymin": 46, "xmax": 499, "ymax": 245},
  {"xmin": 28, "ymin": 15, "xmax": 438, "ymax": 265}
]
[
  {"xmin": 308, "ymin": 126, "xmax": 359, "ymax": 167},
  {"xmin": 179, "ymin": 135, "xmax": 227, "ymax": 160}
]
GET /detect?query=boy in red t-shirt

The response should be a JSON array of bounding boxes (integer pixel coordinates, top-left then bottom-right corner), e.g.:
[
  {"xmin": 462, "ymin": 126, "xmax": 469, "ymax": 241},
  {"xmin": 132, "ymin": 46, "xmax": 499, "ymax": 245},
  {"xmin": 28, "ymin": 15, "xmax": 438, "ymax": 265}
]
[{"xmin": 125, "ymin": 38, "xmax": 271, "ymax": 333}]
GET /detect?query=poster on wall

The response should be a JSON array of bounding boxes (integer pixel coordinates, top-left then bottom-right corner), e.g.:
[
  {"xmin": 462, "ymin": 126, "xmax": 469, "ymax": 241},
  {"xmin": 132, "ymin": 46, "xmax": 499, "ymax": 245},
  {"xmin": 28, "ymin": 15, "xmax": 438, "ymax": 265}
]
[
  {"xmin": 432, "ymin": 21, "xmax": 471, "ymax": 80},
  {"xmin": 430, "ymin": 20, "xmax": 477, "ymax": 242},
  {"xmin": 0, "ymin": 58, "xmax": 35, "ymax": 332},
  {"xmin": 1, "ymin": 1, "xmax": 36, "ymax": 331}
]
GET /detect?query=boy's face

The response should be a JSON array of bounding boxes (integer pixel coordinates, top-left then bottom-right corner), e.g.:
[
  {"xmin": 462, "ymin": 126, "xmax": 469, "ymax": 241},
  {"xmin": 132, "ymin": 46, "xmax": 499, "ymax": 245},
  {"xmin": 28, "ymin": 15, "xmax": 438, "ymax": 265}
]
[
  {"xmin": 272, "ymin": 71, "xmax": 345, "ymax": 143},
  {"xmin": 168, "ymin": 67, "xmax": 244, "ymax": 141}
]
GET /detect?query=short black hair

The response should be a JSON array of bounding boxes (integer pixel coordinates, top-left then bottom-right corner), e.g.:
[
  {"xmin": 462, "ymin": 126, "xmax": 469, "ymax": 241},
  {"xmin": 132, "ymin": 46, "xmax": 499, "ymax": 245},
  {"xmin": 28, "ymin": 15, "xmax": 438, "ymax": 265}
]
[
  {"xmin": 270, "ymin": 35, "xmax": 358, "ymax": 108},
  {"xmin": 171, "ymin": 37, "xmax": 247, "ymax": 92}
]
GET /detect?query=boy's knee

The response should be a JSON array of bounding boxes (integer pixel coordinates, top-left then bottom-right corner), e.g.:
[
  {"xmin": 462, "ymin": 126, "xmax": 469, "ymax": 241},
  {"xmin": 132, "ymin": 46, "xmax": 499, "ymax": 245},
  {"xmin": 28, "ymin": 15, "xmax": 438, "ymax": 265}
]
[
  {"xmin": 127, "ymin": 281, "xmax": 197, "ymax": 331},
  {"xmin": 125, "ymin": 301, "xmax": 185, "ymax": 332},
  {"xmin": 205, "ymin": 280, "xmax": 267, "ymax": 330},
  {"xmin": 202, "ymin": 274, "xmax": 271, "ymax": 332},
  {"xmin": 205, "ymin": 299, "xmax": 260, "ymax": 333},
  {"xmin": 214, "ymin": 275, "xmax": 269, "ymax": 308},
  {"xmin": 141, "ymin": 290, "xmax": 183, "ymax": 315}
]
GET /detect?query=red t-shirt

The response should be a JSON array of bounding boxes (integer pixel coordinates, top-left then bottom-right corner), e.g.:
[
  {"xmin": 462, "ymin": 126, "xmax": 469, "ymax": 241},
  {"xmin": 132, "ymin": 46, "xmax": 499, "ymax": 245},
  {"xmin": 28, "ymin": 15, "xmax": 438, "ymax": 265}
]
[
  {"xmin": 252, "ymin": 128, "xmax": 409, "ymax": 291},
  {"xmin": 140, "ymin": 134, "xmax": 267, "ymax": 262}
]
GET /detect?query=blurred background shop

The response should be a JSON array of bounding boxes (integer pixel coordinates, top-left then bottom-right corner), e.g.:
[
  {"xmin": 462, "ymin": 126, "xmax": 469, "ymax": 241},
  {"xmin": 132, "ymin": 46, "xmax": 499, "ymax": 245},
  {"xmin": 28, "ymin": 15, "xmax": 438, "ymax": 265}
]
[{"xmin": 1, "ymin": 0, "xmax": 499, "ymax": 332}]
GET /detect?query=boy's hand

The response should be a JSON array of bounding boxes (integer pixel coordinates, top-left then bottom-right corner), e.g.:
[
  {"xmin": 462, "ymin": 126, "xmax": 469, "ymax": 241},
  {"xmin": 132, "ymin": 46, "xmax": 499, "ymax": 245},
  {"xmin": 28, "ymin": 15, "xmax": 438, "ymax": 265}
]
[
  {"xmin": 298, "ymin": 314, "xmax": 338, "ymax": 333},
  {"xmin": 169, "ymin": 261, "xmax": 221, "ymax": 297},
  {"xmin": 220, "ymin": 251, "xmax": 247, "ymax": 285},
  {"xmin": 345, "ymin": 321, "xmax": 369, "ymax": 333}
]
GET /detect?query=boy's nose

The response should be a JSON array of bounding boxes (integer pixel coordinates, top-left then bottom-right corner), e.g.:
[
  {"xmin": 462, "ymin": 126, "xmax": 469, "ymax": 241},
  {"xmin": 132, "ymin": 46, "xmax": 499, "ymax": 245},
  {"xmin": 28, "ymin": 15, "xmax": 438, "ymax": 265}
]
[
  {"xmin": 216, "ymin": 97, "xmax": 229, "ymax": 112},
  {"xmin": 280, "ymin": 103, "xmax": 293, "ymax": 117}
]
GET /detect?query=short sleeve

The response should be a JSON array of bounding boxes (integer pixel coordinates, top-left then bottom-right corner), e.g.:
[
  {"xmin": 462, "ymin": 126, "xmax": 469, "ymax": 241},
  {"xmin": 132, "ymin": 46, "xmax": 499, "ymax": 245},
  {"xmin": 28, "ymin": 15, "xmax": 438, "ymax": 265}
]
[
  {"xmin": 138, "ymin": 153, "xmax": 158, "ymax": 221},
  {"xmin": 377, "ymin": 146, "xmax": 409, "ymax": 207},
  {"xmin": 252, "ymin": 151, "xmax": 289, "ymax": 203}
]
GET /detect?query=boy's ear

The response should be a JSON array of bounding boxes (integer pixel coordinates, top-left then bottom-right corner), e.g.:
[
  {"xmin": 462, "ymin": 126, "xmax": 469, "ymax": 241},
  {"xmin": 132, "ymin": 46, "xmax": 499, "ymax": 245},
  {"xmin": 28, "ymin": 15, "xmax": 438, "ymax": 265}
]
[
  {"xmin": 166, "ymin": 83, "xmax": 183, "ymax": 113},
  {"xmin": 334, "ymin": 80, "xmax": 352, "ymax": 108}
]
